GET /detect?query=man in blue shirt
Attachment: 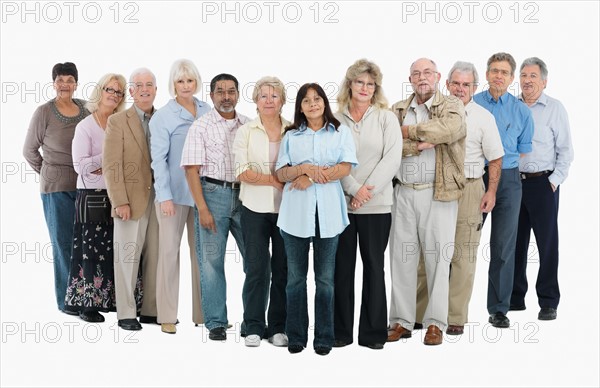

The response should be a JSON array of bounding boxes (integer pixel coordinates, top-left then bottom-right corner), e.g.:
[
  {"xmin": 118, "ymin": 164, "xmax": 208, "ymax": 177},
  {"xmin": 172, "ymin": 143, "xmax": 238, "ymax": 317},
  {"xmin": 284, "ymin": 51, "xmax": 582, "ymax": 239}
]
[
  {"xmin": 512, "ymin": 57, "xmax": 574, "ymax": 321},
  {"xmin": 473, "ymin": 52, "xmax": 534, "ymax": 328}
]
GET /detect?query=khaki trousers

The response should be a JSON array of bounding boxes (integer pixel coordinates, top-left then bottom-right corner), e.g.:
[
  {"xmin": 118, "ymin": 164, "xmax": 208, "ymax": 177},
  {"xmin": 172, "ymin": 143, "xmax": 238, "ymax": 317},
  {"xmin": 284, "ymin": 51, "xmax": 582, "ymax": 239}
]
[
  {"xmin": 155, "ymin": 203, "xmax": 203, "ymax": 324},
  {"xmin": 416, "ymin": 178, "xmax": 484, "ymax": 325},
  {"xmin": 114, "ymin": 194, "xmax": 159, "ymax": 319}
]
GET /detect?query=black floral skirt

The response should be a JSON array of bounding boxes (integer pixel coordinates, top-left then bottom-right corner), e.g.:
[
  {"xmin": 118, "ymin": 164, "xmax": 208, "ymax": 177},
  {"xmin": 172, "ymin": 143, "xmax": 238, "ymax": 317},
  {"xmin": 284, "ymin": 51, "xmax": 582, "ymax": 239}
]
[{"xmin": 64, "ymin": 218, "xmax": 143, "ymax": 313}]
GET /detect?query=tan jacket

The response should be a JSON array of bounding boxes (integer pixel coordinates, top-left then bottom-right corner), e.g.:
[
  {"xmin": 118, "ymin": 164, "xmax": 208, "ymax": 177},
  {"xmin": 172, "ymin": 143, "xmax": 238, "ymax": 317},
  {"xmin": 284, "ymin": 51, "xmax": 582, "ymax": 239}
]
[
  {"xmin": 103, "ymin": 106, "xmax": 153, "ymax": 220},
  {"xmin": 391, "ymin": 91, "xmax": 466, "ymax": 201}
]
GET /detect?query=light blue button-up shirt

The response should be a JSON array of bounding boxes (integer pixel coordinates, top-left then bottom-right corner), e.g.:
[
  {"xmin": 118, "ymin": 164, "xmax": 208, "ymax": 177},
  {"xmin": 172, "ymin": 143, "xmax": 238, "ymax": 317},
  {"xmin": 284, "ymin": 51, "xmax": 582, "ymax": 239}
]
[
  {"xmin": 150, "ymin": 97, "xmax": 210, "ymax": 206},
  {"xmin": 276, "ymin": 122, "xmax": 358, "ymax": 238},
  {"xmin": 474, "ymin": 90, "xmax": 534, "ymax": 169},
  {"xmin": 518, "ymin": 92, "xmax": 574, "ymax": 187}
]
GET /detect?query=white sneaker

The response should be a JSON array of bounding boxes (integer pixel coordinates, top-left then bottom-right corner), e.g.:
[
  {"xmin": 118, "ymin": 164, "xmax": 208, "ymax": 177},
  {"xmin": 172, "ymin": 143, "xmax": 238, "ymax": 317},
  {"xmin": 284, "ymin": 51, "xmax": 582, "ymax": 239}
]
[
  {"xmin": 269, "ymin": 333, "xmax": 288, "ymax": 347},
  {"xmin": 245, "ymin": 334, "xmax": 261, "ymax": 347}
]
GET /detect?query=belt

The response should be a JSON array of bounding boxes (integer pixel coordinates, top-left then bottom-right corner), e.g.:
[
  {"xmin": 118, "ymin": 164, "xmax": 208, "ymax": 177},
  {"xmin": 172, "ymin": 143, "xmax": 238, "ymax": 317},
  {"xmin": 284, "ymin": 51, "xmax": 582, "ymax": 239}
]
[
  {"xmin": 393, "ymin": 178, "xmax": 434, "ymax": 190},
  {"xmin": 203, "ymin": 177, "xmax": 241, "ymax": 189},
  {"xmin": 520, "ymin": 170, "xmax": 552, "ymax": 180}
]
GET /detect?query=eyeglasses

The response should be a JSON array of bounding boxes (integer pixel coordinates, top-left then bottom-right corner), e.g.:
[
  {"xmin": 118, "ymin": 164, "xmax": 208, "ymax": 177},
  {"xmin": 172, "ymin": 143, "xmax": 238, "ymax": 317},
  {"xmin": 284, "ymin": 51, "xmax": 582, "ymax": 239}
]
[
  {"xmin": 104, "ymin": 87, "xmax": 125, "ymax": 98},
  {"xmin": 489, "ymin": 68, "xmax": 511, "ymax": 77},
  {"xmin": 410, "ymin": 70, "xmax": 437, "ymax": 79},
  {"xmin": 449, "ymin": 81, "xmax": 477, "ymax": 88},
  {"xmin": 353, "ymin": 80, "xmax": 376, "ymax": 89}
]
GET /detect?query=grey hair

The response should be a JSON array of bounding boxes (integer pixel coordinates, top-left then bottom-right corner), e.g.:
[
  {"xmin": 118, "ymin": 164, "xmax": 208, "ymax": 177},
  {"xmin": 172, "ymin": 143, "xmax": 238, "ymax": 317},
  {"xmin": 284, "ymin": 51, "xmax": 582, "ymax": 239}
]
[
  {"xmin": 486, "ymin": 52, "xmax": 516, "ymax": 75},
  {"xmin": 447, "ymin": 61, "xmax": 479, "ymax": 85},
  {"xmin": 129, "ymin": 67, "xmax": 156, "ymax": 84},
  {"xmin": 520, "ymin": 57, "xmax": 548, "ymax": 80},
  {"xmin": 168, "ymin": 59, "xmax": 201, "ymax": 97}
]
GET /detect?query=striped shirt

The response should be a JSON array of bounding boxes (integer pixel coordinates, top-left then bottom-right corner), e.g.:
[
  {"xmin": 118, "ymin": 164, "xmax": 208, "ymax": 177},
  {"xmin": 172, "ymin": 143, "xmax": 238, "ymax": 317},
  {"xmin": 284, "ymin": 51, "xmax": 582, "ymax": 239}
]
[{"xmin": 180, "ymin": 108, "xmax": 250, "ymax": 181}]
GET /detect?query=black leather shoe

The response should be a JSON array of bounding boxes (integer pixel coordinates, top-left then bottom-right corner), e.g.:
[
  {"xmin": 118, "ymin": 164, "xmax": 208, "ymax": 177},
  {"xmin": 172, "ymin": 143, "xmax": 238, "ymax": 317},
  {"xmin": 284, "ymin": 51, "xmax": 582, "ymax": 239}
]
[
  {"xmin": 208, "ymin": 327, "xmax": 227, "ymax": 341},
  {"xmin": 488, "ymin": 312, "xmax": 510, "ymax": 328},
  {"xmin": 139, "ymin": 315, "xmax": 158, "ymax": 324},
  {"xmin": 538, "ymin": 308, "xmax": 557, "ymax": 320},
  {"xmin": 315, "ymin": 347, "xmax": 331, "ymax": 356},
  {"xmin": 414, "ymin": 322, "xmax": 424, "ymax": 330},
  {"xmin": 60, "ymin": 308, "xmax": 79, "ymax": 316},
  {"xmin": 79, "ymin": 311, "xmax": 105, "ymax": 323},
  {"xmin": 509, "ymin": 304, "xmax": 526, "ymax": 311},
  {"xmin": 288, "ymin": 345, "xmax": 304, "ymax": 354},
  {"xmin": 333, "ymin": 339, "xmax": 351, "ymax": 348},
  {"xmin": 118, "ymin": 319, "xmax": 142, "ymax": 331},
  {"xmin": 364, "ymin": 343, "xmax": 384, "ymax": 350}
]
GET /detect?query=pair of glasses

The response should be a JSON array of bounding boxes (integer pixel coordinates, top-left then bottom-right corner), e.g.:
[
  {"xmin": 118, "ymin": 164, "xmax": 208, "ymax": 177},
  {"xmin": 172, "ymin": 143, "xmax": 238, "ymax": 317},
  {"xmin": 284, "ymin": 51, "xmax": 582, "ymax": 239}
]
[
  {"xmin": 449, "ymin": 81, "xmax": 477, "ymax": 88},
  {"xmin": 353, "ymin": 80, "xmax": 376, "ymax": 89},
  {"xmin": 104, "ymin": 87, "xmax": 125, "ymax": 97},
  {"xmin": 410, "ymin": 70, "xmax": 437, "ymax": 79}
]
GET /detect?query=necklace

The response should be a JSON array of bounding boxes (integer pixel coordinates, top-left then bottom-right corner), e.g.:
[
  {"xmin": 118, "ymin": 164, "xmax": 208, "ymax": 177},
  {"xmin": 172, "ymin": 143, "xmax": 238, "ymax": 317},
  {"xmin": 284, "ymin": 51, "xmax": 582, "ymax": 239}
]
[{"xmin": 93, "ymin": 112, "xmax": 106, "ymax": 130}]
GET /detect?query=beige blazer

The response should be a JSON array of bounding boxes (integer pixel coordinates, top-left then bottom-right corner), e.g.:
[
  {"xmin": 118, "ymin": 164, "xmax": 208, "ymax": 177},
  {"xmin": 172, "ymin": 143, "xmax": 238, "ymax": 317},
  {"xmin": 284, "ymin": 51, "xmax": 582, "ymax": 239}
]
[{"xmin": 103, "ymin": 105, "xmax": 153, "ymax": 220}]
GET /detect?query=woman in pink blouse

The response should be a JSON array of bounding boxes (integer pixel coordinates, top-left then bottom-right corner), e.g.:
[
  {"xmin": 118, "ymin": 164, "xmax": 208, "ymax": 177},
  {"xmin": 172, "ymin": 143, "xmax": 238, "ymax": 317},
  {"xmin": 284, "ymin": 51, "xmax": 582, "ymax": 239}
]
[{"xmin": 64, "ymin": 73, "xmax": 129, "ymax": 322}]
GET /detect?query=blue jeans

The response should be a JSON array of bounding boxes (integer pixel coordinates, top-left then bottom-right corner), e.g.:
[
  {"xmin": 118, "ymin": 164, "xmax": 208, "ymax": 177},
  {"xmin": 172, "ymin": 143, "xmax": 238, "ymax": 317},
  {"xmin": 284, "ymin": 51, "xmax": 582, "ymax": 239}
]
[
  {"xmin": 195, "ymin": 180, "xmax": 245, "ymax": 330},
  {"xmin": 41, "ymin": 191, "xmax": 76, "ymax": 311},
  {"xmin": 241, "ymin": 206, "xmax": 287, "ymax": 337},
  {"xmin": 281, "ymin": 229, "xmax": 338, "ymax": 350},
  {"xmin": 483, "ymin": 167, "xmax": 522, "ymax": 315}
]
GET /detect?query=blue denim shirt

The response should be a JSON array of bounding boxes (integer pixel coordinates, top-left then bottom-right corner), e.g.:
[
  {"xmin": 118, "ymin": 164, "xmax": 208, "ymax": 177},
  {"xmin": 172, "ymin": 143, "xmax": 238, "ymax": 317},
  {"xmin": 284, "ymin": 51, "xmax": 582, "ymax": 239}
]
[
  {"xmin": 276, "ymin": 122, "xmax": 358, "ymax": 238},
  {"xmin": 474, "ymin": 90, "xmax": 534, "ymax": 169},
  {"xmin": 150, "ymin": 97, "xmax": 211, "ymax": 205}
]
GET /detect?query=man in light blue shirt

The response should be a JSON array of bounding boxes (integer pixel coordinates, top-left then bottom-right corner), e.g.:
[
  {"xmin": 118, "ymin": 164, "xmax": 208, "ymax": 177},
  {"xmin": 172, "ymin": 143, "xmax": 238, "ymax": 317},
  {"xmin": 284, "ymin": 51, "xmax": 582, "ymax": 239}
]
[
  {"xmin": 473, "ymin": 52, "xmax": 534, "ymax": 328},
  {"xmin": 512, "ymin": 57, "xmax": 574, "ymax": 321}
]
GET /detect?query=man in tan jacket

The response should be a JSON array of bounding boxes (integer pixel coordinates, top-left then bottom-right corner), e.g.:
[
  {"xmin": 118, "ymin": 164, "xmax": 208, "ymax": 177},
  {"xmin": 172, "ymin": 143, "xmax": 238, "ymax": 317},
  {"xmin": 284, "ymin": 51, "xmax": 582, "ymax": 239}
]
[
  {"xmin": 103, "ymin": 68, "xmax": 159, "ymax": 331},
  {"xmin": 386, "ymin": 58, "xmax": 466, "ymax": 346}
]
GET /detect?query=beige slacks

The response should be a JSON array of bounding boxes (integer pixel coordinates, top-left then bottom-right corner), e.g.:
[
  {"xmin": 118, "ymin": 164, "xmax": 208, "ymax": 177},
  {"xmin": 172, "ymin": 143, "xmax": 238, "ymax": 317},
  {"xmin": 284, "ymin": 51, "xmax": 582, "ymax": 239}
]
[
  {"xmin": 389, "ymin": 185, "xmax": 458, "ymax": 331},
  {"xmin": 416, "ymin": 178, "xmax": 485, "ymax": 326},
  {"xmin": 155, "ymin": 203, "xmax": 203, "ymax": 324},
  {"xmin": 113, "ymin": 194, "xmax": 159, "ymax": 320}
]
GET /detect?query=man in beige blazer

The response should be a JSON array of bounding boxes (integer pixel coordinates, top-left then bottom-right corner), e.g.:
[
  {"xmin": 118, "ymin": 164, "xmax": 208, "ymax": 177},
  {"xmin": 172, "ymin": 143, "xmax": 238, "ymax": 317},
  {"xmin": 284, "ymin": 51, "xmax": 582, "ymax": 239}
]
[{"xmin": 103, "ymin": 68, "xmax": 159, "ymax": 331}]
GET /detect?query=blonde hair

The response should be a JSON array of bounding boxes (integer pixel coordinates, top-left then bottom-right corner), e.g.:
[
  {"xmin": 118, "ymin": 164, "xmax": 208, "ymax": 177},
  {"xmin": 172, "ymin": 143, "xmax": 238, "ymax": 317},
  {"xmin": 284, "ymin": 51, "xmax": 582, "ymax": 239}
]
[
  {"xmin": 337, "ymin": 59, "xmax": 388, "ymax": 111},
  {"xmin": 252, "ymin": 76, "xmax": 286, "ymax": 104},
  {"xmin": 85, "ymin": 73, "xmax": 127, "ymax": 113},
  {"xmin": 168, "ymin": 59, "xmax": 202, "ymax": 97}
]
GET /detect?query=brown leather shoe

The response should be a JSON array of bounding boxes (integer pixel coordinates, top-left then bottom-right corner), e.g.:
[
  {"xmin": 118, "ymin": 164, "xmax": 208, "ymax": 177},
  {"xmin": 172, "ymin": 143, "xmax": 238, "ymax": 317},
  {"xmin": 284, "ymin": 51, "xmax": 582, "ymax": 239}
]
[
  {"xmin": 387, "ymin": 323, "xmax": 412, "ymax": 342},
  {"xmin": 446, "ymin": 325, "xmax": 464, "ymax": 335},
  {"xmin": 423, "ymin": 325, "xmax": 443, "ymax": 345}
]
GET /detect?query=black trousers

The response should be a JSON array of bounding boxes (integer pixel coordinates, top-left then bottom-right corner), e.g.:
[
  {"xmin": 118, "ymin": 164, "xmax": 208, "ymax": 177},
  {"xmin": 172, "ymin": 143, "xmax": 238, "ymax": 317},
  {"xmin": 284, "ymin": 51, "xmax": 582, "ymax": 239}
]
[
  {"xmin": 512, "ymin": 174, "xmax": 561, "ymax": 309},
  {"xmin": 334, "ymin": 213, "xmax": 391, "ymax": 345}
]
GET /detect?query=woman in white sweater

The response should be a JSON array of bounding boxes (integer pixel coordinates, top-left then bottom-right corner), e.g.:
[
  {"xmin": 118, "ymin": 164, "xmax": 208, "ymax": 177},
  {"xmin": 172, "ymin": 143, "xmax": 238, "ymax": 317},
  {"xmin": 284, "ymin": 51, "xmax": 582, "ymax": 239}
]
[{"xmin": 333, "ymin": 59, "xmax": 403, "ymax": 350}]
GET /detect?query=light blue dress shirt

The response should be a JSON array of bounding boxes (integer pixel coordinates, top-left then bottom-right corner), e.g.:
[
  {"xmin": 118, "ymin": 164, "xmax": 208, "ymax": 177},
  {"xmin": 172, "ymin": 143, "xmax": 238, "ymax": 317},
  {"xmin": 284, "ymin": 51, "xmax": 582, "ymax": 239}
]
[
  {"xmin": 474, "ymin": 90, "xmax": 534, "ymax": 169},
  {"xmin": 150, "ymin": 97, "xmax": 210, "ymax": 206},
  {"xmin": 276, "ymin": 122, "xmax": 358, "ymax": 238},
  {"xmin": 518, "ymin": 93, "xmax": 574, "ymax": 187}
]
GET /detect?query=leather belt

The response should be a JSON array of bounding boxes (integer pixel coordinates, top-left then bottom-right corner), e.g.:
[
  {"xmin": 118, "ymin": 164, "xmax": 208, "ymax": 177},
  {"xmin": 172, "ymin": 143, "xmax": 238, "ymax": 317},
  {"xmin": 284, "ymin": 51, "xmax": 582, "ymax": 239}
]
[
  {"xmin": 520, "ymin": 170, "xmax": 551, "ymax": 180},
  {"xmin": 203, "ymin": 177, "xmax": 241, "ymax": 189},
  {"xmin": 393, "ymin": 178, "xmax": 434, "ymax": 190}
]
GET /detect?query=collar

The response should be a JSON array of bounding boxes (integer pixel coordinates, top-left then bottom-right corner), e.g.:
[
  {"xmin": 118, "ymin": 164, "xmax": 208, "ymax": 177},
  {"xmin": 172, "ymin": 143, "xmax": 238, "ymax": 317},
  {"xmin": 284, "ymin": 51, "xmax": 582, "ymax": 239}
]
[
  {"xmin": 169, "ymin": 97, "xmax": 208, "ymax": 116},
  {"xmin": 482, "ymin": 89, "xmax": 511, "ymax": 104},
  {"xmin": 210, "ymin": 108, "xmax": 242, "ymax": 124},
  {"xmin": 249, "ymin": 115, "xmax": 290, "ymax": 133},
  {"xmin": 342, "ymin": 104, "xmax": 374, "ymax": 122},
  {"xmin": 295, "ymin": 121, "xmax": 336, "ymax": 134},
  {"xmin": 519, "ymin": 92, "xmax": 548, "ymax": 107},
  {"xmin": 134, "ymin": 104, "xmax": 155, "ymax": 122}
]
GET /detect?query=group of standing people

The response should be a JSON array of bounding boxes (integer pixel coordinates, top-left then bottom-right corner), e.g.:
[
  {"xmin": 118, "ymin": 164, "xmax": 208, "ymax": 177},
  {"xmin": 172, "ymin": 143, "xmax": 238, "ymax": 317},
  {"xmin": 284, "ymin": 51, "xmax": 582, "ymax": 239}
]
[{"xmin": 23, "ymin": 52, "xmax": 573, "ymax": 355}]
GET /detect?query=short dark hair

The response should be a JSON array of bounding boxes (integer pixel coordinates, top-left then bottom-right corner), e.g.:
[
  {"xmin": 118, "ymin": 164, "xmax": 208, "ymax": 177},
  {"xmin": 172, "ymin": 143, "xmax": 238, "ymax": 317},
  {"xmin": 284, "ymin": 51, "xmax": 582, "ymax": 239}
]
[
  {"xmin": 285, "ymin": 83, "xmax": 340, "ymax": 133},
  {"xmin": 52, "ymin": 62, "xmax": 78, "ymax": 82},
  {"xmin": 210, "ymin": 73, "xmax": 239, "ymax": 93}
]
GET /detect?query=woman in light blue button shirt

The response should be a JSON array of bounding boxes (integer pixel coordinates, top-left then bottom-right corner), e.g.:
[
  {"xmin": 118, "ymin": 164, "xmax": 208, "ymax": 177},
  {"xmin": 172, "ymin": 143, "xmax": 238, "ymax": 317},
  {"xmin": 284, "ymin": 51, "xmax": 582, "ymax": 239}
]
[
  {"xmin": 149, "ymin": 59, "xmax": 210, "ymax": 334},
  {"xmin": 276, "ymin": 83, "xmax": 357, "ymax": 355}
]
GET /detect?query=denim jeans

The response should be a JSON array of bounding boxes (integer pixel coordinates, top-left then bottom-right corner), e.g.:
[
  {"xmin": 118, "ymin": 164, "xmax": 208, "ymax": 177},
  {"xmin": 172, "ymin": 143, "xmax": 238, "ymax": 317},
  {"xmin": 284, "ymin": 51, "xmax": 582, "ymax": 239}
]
[
  {"xmin": 195, "ymin": 180, "xmax": 245, "ymax": 330},
  {"xmin": 41, "ymin": 191, "xmax": 76, "ymax": 311},
  {"xmin": 281, "ymin": 228, "xmax": 338, "ymax": 350},
  {"xmin": 483, "ymin": 167, "xmax": 522, "ymax": 315},
  {"xmin": 241, "ymin": 206, "xmax": 287, "ymax": 337}
]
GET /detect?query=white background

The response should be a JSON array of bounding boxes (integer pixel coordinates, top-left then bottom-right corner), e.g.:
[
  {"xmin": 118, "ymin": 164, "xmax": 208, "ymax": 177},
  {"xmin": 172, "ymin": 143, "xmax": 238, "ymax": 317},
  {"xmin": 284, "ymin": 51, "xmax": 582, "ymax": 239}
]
[{"xmin": 1, "ymin": 1, "xmax": 598, "ymax": 387}]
